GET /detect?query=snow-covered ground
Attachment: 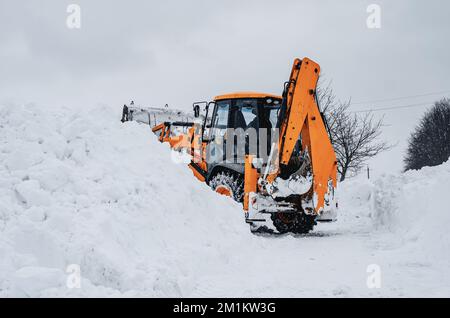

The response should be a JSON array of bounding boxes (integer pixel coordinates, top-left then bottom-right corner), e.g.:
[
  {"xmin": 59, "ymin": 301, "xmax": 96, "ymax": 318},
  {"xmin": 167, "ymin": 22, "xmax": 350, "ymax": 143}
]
[{"xmin": 1, "ymin": 103, "xmax": 449, "ymax": 297}]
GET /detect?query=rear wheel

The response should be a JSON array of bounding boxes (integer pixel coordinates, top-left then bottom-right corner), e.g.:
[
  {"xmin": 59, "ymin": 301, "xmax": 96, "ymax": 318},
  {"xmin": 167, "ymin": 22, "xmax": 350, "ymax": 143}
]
[
  {"xmin": 271, "ymin": 212, "xmax": 316, "ymax": 234},
  {"xmin": 209, "ymin": 171, "xmax": 244, "ymax": 203}
]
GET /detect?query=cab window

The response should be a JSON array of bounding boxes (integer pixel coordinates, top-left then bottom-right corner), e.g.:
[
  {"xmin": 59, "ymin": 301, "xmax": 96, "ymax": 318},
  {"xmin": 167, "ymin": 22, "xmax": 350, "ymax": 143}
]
[
  {"xmin": 210, "ymin": 100, "xmax": 230, "ymax": 139},
  {"xmin": 230, "ymin": 99, "xmax": 258, "ymax": 130}
]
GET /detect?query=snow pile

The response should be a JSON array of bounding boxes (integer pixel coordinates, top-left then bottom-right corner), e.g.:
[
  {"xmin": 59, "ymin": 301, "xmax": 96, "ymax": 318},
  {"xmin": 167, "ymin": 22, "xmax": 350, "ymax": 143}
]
[
  {"xmin": 0, "ymin": 103, "xmax": 249, "ymax": 297},
  {"xmin": 335, "ymin": 175, "xmax": 375, "ymax": 223},
  {"xmin": 1, "ymin": 102, "xmax": 449, "ymax": 297},
  {"xmin": 370, "ymin": 160, "xmax": 450, "ymax": 262},
  {"xmin": 339, "ymin": 159, "xmax": 450, "ymax": 264}
]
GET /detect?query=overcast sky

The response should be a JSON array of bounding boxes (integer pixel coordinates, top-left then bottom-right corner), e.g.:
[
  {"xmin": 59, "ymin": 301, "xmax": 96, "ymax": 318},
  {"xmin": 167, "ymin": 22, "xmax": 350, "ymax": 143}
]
[{"xmin": 1, "ymin": 0, "xmax": 449, "ymax": 175}]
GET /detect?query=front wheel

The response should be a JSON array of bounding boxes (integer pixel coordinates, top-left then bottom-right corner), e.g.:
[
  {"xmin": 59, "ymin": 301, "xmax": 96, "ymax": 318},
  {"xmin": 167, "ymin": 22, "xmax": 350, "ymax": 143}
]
[{"xmin": 209, "ymin": 171, "xmax": 244, "ymax": 203}]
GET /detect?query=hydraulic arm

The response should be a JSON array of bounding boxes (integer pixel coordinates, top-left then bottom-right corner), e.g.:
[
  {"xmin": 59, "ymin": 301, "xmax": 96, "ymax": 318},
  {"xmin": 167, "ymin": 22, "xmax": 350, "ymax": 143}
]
[{"xmin": 267, "ymin": 57, "xmax": 337, "ymax": 213}]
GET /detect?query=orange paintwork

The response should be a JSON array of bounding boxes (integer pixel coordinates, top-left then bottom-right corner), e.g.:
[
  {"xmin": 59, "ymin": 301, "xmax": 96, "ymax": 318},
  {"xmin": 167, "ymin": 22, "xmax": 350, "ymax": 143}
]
[
  {"xmin": 215, "ymin": 185, "xmax": 232, "ymax": 197},
  {"xmin": 243, "ymin": 155, "xmax": 258, "ymax": 211},
  {"xmin": 188, "ymin": 164, "xmax": 206, "ymax": 182},
  {"xmin": 268, "ymin": 58, "xmax": 337, "ymax": 213},
  {"xmin": 169, "ymin": 134, "xmax": 189, "ymax": 151},
  {"xmin": 152, "ymin": 123, "xmax": 193, "ymax": 152},
  {"xmin": 214, "ymin": 92, "xmax": 281, "ymax": 101},
  {"xmin": 152, "ymin": 123, "xmax": 171, "ymax": 143}
]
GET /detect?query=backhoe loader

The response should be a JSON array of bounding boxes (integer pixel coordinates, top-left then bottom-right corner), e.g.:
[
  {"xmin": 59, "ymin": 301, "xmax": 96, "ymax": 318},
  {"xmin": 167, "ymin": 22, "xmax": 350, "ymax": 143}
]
[{"xmin": 152, "ymin": 57, "xmax": 338, "ymax": 234}]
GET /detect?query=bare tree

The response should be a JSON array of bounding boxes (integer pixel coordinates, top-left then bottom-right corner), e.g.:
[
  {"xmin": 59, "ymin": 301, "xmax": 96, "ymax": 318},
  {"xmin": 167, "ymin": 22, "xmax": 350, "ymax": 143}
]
[
  {"xmin": 404, "ymin": 98, "xmax": 450, "ymax": 171},
  {"xmin": 316, "ymin": 81, "xmax": 345, "ymax": 140},
  {"xmin": 317, "ymin": 81, "xmax": 390, "ymax": 181}
]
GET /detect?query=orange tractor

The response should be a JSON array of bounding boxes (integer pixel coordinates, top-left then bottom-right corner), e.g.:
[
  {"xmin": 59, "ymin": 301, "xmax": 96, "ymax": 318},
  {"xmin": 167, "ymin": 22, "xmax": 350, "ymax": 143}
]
[{"xmin": 153, "ymin": 57, "xmax": 338, "ymax": 234}]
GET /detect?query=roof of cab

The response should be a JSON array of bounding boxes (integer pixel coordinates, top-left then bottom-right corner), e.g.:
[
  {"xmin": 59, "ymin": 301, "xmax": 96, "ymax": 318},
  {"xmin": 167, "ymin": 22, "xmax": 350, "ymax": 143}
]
[{"xmin": 214, "ymin": 91, "xmax": 282, "ymax": 101}]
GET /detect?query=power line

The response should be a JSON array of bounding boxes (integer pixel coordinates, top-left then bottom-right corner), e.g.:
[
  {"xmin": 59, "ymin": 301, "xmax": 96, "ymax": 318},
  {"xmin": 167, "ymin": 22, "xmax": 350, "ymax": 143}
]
[
  {"xmin": 350, "ymin": 90, "xmax": 450, "ymax": 105},
  {"xmin": 352, "ymin": 101, "xmax": 434, "ymax": 113}
]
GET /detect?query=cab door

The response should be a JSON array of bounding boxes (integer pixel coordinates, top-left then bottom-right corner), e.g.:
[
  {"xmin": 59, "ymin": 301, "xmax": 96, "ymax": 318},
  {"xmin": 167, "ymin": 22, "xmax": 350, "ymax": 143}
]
[{"xmin": 205, "ymin": 100, "xmax": 231, "ymax": 166}]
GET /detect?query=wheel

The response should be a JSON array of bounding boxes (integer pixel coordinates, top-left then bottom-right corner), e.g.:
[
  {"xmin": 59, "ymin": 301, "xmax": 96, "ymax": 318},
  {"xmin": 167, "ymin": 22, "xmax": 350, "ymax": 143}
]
[
  {"xmin": 209, "ymin": 171, "xmax": 244, "ymax": 203},
  {"xmin": 271, "ymin": 212, "xmax": 316, "ymax": 234}
]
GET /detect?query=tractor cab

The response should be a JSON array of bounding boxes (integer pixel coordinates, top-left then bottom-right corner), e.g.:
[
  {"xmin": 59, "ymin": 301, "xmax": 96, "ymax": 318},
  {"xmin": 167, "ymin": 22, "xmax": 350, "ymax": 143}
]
[
  {"xmin": 192, "ymin": 92, "xmax": 282, "ymax": 183},
  {"xmin": 210, "ymin": 92, "xmax": 281, "ymax": 138}
]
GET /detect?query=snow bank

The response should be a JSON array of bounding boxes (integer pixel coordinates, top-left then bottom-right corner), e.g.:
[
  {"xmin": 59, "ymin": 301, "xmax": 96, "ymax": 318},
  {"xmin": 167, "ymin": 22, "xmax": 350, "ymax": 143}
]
[
  {"xmin": 341, "ymin": 160, "xmax": 450, "ymax": 264},
  {"xmin": 370, "ymin": 160, "xmax": 450, "ymax": 262},
  {"xmin": 1, "ymin": 102, "xmax": 449, "ymax": 297},
  {"xmin": 0, "ymin": 103, "xmax": 249, "ymax": 297}
]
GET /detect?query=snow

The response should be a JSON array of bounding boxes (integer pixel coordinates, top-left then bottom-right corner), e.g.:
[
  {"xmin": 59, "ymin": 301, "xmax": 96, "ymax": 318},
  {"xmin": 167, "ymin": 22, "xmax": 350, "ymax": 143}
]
[
  {"xmin": 371, "ymin": 162, "xmax": 450, "ymax": 263},
  {"xmin": 1, "ymin": 103, "xmax": 450, "ymax": 297}
]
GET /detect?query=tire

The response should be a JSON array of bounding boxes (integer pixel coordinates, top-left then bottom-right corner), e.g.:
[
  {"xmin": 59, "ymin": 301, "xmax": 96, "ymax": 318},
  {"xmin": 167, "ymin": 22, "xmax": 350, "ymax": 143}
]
[
  {"xmin": 209, "ymin": 171, "xmax": 244, "ymax": 203},
  {"xmin": 271, "ymin": 212, "xmax": 316, "ymax": 234}
]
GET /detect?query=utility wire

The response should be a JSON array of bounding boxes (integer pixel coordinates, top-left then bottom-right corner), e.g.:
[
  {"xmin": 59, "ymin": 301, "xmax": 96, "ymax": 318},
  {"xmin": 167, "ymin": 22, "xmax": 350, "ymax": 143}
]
[
  {"xmin": 350, "ymin": 89, "xmax": 450, "ymax": 105},
  {"xmin": 352, "ymin": 101, "xmax": 435, "ymax": 113}
]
